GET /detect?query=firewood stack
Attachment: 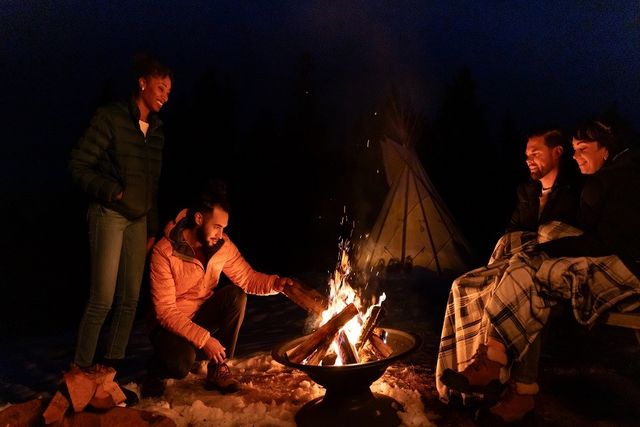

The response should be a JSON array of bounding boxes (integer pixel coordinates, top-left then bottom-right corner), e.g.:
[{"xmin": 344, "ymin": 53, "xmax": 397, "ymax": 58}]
[
  {"xmin": 42, "ymin": 364, "xmax": 127, "ymax": 425},
  {"xmin": 282, "ymin": 280, "xmax": 393, "ymax": 366}
]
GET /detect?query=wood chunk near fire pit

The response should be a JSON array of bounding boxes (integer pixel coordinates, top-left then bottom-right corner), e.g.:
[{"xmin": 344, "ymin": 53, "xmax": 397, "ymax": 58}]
[
  {"xmin": 286, "ymin": 303, "xmax": 358, "ymax": 364},
  {"xmin": 62, "ymin": 364, "xmax": 126, "ymax": 412},
  {"xmin": 281, "ymin": 280, "xmax": 328, "ymax": 315},
  {"xmin": 42, "ymin": 391, "xmax": 70, "ymax": 425}
]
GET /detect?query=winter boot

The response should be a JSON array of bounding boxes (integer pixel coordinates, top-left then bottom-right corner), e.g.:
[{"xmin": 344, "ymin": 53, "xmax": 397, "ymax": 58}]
[
  {"xmin": 488, "ymin": 381, "xmax": 537, "ymax": 423},
  {"xmin": 440, "ymin": 344, "xmax": 506, "ymax": 396},
  {"xmin": 204, "ymin": 362, "xmax": 240, "ymax": 393}
]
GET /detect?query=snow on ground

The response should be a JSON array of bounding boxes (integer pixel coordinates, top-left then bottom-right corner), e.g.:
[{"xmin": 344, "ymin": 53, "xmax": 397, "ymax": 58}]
[
  {"xmin": 130, "ymin": 352, "xmax": 435, "ymax": 427},
  {"xmin": 0, "ymin": 271, "xmax": 442, "ymax": 426},
  {"xmin": 4, "ymin": 270, "xmax": 640, "ymax": 426}
]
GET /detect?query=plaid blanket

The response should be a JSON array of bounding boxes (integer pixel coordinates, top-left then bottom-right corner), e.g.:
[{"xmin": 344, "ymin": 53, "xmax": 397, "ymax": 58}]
[
  {"xmin": 435, "ymin": 221, "xmax": 640, "ymax": 401},
  {"xmin": 435, "ymin": 229, "xmax": 538, "ymax": 400}
]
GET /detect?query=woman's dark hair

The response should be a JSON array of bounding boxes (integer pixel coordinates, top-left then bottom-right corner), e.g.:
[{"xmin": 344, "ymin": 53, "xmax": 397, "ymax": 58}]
[
  {"xmin": 185, "ymin": 179, "xmax": 230, "ymax": 227},
  {"xmin": 573, "ymin": 117, "xmax": 630, "ymax": 158},
  {"xmin": 130, "ymin": 52, "xmax": 173, "ymax": 96}
]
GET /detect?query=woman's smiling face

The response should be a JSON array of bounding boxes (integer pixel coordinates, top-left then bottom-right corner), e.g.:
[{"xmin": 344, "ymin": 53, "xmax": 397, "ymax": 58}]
[{"xmin": 572, "ymin": 138, "xmax": 609, "ymax": 175}]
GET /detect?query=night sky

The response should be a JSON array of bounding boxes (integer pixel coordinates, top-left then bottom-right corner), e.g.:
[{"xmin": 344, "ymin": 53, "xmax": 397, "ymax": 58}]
[
  {"xmin": 2, "ymin": 1, "xmax": 639, "ymax": 336},
  {"xmin": 3, "ymin": 2, "xmax": 639, "ymax": 185}
]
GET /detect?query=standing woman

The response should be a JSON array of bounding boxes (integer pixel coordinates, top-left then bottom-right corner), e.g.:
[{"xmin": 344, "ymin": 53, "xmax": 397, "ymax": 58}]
[{"xmin": 69, "ymin": 54, "xmax": 173, "ymax": 370}]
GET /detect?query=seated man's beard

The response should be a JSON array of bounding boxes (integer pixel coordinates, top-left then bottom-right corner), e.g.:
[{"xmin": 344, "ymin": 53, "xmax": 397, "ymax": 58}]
[{"xmin": 530, "ymin": 168, "xmax": 545, "ymax": 180}]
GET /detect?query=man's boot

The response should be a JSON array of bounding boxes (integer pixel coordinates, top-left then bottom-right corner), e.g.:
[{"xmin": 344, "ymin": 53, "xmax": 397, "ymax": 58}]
[
  {"xmin": 204, "ymin": 362, "xmax": 240, "ymax": 393},
  {"xmin": 487, "ymin": 381, "xmax": 537, "ymax": 422},
  {"xmin": 440, "ymin": 344, "xmax": 506, "ymax": 395}
]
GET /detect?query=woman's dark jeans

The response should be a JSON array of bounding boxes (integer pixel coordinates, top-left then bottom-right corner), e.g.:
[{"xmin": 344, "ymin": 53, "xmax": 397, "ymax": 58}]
[{"xmin": 74, "ymin": 203, "xmax": 147, "ymax": 367}]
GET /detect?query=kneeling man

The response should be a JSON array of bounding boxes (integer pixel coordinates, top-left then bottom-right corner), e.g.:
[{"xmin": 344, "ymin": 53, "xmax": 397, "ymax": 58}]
[{"xmin": 142, "ymin": 182, "xmax": 293, "ymax": 396}]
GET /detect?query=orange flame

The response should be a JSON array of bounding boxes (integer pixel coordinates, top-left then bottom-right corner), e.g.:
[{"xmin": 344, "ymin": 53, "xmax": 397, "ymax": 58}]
[{"xmin": 319, "ymin": 238, "xmax": 385, "ymax": 365}]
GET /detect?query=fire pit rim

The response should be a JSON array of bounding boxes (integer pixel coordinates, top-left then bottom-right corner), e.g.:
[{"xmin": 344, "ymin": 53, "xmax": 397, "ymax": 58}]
[{"xmin": 271, "ymin": 327, "xmax": 421, "ymax": 371}]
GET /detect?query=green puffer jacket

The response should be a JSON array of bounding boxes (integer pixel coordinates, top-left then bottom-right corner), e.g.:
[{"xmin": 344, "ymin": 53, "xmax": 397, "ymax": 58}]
[{"xmin": 69, "ymin": 98, "xmax": 164, "ymax": 236}]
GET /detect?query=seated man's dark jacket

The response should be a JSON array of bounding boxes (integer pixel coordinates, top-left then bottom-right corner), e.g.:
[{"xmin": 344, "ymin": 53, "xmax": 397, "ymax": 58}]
[
  {"xmin": 538, "ymin": 148, "xmax": 640, "ymax": 277},
  {"xmin": 507, "ymin": 167, "xmax": 581, "ymax": 233}
]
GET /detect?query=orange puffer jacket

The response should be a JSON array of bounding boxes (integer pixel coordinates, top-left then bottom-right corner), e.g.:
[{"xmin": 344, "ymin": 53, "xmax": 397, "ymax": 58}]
[{"xmin": 150, "ymin": 209, "xmax": 278, "ymax": 348}]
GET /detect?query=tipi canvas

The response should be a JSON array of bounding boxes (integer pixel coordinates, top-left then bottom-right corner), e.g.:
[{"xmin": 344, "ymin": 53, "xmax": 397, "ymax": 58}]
[{"xmin": 356, "ymin": 134, "xmax": 474, "ymax": 276}]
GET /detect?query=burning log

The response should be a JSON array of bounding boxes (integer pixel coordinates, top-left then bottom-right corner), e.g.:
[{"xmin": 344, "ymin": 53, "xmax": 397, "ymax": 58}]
[
  {"xmin": 353, "ymin": 306, "xmax": 395, "ymax": 362},
  {"xmin": 321, "ymin": 350, "xmax": 338, "ymax": 366},
  {"xmin": 357, "ymin": 344, "xmax": 379, "ymax": 363},
  {"xmin": 337, "ymin": 331, "xmax": 359, "ymax": 364},
  {"xmin": 355, "ymin": 306, "xmax": 385, "ymax": 352},
  {"xmin": 305, "ymin": 339, "xmax": 333, "ymax": 366},
  {"xmin": 281, "ymin": 280, "xmax": 329, "ymax": 315},
  {"xmin": 286, "ymin": 303, "xmax": 358, "ymax": 364},
  {"xmin": 369, "ymin": 333, "xmax": 393, "ymax": 359}
]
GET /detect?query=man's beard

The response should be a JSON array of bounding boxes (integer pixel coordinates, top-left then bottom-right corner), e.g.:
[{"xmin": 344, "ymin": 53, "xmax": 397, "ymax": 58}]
[
  {"xmin": 529, "ymin": 166, "xmax": 546, "ymax": 180},
  {"xmin": 195, "ymin": 226, "xmax": 210, "ymax": 248},
  {"xmin": 195, "ymin": 226, "xmax": 224, "ymax": 256}
]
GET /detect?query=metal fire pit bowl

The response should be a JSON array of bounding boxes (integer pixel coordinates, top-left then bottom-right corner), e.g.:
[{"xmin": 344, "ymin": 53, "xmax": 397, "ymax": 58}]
[{"xmin": 272, "ymin": 328, "xmax": 421, "ymax": 427}]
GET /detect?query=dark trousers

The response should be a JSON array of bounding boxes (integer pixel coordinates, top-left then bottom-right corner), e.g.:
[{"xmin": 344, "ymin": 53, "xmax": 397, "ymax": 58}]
[
  {"xmin": 148, "ymin": 284, "xmax": 247, "ymax": 379},
  {"xmin": 75, "ymin": 203, "xmax": 147, "ymax": 367}
]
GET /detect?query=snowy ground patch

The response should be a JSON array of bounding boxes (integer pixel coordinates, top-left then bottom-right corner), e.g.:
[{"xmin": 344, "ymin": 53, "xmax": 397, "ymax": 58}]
[{"xmin": 132, "ymin": 352, "xmax": 434, "ymax": 427}]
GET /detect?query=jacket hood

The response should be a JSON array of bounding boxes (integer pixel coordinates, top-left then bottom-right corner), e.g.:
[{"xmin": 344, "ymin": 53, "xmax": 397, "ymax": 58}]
[{"xmin": 164, "ymin": 209, "xmax": 225, "ymax": 261}]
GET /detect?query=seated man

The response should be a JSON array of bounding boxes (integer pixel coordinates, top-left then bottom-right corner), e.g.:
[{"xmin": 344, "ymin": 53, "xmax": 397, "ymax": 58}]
[
  {"xmin": 506, "ymin": 127, "xmax": 580, "ymax": 233},
  {"xmin": 436, "ymin": 127, "xmax": 580, "ymax": 413},
  {"xmin": 440, "ymin": 117, "xmax": 640, "ymax": 422},
  {"xmin": 142, "ymin": 181, "xmax": 293, "ymax": 397},
  {"xmin": 501, "ymin": 127, "xmax": 581, "ymax": 405}
]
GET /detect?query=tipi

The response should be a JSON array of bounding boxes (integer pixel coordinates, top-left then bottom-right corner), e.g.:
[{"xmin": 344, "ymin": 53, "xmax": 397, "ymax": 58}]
[{"xmin": 356, "ymin": 105, "xmax": 475, "ymax": 276}]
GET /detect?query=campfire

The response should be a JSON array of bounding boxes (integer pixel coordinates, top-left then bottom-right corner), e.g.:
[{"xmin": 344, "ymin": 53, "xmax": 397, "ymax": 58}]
[
  {"xmin": 273, "ymin": 237, "xmax": 421, "ymax": 427},
  {"xmin": 282, "ymin": 241, "xmax": 393, "ymax": 366}
]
